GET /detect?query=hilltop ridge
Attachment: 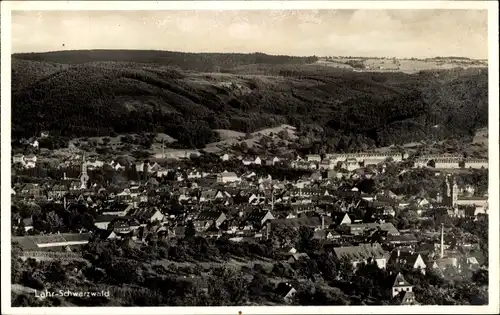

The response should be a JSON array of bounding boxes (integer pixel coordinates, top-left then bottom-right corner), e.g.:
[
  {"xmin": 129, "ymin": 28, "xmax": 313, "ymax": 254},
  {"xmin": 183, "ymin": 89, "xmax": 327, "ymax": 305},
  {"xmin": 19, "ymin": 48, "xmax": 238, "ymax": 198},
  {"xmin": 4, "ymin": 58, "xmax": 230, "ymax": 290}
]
[{"xmin": 11, "ymin": 50, "xmax": 488, "ymax": 151}]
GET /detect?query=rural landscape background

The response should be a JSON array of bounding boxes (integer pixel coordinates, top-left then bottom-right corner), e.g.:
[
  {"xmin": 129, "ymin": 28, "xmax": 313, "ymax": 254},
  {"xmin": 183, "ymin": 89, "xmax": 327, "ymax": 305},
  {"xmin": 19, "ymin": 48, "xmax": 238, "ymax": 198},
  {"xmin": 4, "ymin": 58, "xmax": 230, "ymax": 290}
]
[{"xmin": 12, "ymin": 51, "xmax": 488, "ymax": 156}]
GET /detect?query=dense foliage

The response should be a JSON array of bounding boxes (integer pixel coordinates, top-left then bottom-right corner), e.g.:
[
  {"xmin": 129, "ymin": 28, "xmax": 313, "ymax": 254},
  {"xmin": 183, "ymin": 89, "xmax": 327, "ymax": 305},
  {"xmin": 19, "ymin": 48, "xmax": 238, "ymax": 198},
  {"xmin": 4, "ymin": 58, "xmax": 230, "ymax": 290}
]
[
  {"xmin": 12, "ymin": 51, "xmax": 488, "ymax": 150},
  {"xmin": 11, "ymin": 223, "xmax": 488, "ymax": 307}
]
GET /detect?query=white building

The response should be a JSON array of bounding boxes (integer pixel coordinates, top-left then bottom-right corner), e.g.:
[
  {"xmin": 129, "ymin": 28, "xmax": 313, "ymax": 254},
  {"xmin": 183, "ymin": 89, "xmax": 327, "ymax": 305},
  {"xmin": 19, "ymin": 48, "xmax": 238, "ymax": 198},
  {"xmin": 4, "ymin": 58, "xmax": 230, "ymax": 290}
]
[
  {"xmin": 319, "ymin": 159, "xmax": 336, "ymax": 170},
  {"xmin": 328, "ymin": 153, "xmax": 403, "ymax": 165},
  {"xmin": 13, "ymin": 154, "xmax": 38, "ymax": 168},
  {"xmin": 434, "ymin": 158, "xmax": 460, "ymax": 169},
  {"xmin": 216, "ymin": 171, "xmax": 240, "ymax": 183},
  {"xmin": 135, "ymin": 161, "xmax": 145, "ymax": 172},
  {"xmin": 87, "ymin": 159, "xmax": 104, "ymax": 169},
  {"xmin": 306, "ymin": 154, "xmax": 321, "ymax": 162},
  {"xmin": 187, "ymin": 170, "xmax": 202, "ymax": 179},
  {"xmin": 114, "ymin": 162, "xmax": 125, "ymax": 171},
  {"xmin": 156, "ymin": 167, "xmax": 169, "ymax": 177},
  {"xmin": 24, "ymin": 155, "xmax": 37, "ymax": 168},
  {"xmin": 333, "ymin": 244, "xmax": 387, "ymax": 269},
  {"xmin": 12, "ymin": 154, "xmax": 25, "ymax": 165},
  {"xmin": 344, "ymin": 158, "xmax": 359, "ymax": 172},
  {"xmin": 267, "ymin": 156, "xmax": 280, "ymax": 166},
  {"xmin": 391, "ymin": 273, "xmax": 414, "ymax": 298},
  {"xmin": 413, "ymin": 158, "xmax": 429, "ymax": 168},
  {"xmin": 464, "ymin": 159, "xmax": 488, "ymax": 169},
  {"xmin": 455, "ymin": 196, "xmax": 489, "ymax": 213}
]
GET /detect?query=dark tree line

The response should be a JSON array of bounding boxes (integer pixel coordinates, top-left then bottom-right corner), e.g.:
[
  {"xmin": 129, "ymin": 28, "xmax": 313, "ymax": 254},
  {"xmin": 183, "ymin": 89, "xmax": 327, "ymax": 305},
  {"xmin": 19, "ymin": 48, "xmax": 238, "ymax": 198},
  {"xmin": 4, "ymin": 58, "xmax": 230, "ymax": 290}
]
[{"xmin": 13, "ymin": 51, "xmax": 318, "ymax": 72}]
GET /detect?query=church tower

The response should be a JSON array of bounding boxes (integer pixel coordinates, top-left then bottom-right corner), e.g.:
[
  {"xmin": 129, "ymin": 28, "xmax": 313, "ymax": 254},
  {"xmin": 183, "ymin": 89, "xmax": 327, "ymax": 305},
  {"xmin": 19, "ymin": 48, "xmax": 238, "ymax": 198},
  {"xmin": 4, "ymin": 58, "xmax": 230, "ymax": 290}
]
[
  {"xmin": 441, "ymin": 174, "xmax": 457, "ymax": 207},
  {"xmin": 445, "ymin": 175, "xmax": 452, "ymax": 198},
  {"xmin": 441, "ymin": 175, "xmax": 450, "ymax": 205},
  {"xmin": 451, "ymin": 178, "xmax": 459, "ymax": 206},
  {"xmin": 80, "ymin": 153, "xmax": 89, "ymax": 190}
]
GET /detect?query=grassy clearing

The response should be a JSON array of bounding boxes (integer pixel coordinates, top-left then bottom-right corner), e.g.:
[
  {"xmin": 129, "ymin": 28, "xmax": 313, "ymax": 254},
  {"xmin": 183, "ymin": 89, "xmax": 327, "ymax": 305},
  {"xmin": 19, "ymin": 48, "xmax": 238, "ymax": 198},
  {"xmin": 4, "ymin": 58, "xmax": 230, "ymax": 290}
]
[{"xmin": 204, "ymin": 124, "xmax": 297, "ymax": 154}]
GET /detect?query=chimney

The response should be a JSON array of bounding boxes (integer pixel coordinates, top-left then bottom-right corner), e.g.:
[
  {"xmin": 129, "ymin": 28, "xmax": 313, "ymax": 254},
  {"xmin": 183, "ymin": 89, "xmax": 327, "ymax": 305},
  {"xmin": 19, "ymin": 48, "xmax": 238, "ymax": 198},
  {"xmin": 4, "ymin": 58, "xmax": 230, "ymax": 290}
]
[
  {"xmin": 397, "ymin": 249, "xmax": 400, "ymax": 257},
  {"xmin": 321, "ymin": 215, "xmax": 325, "ymax": 230},
  {"xmin": 63, "ymin": 172, "xmax": 67, "ymax": 180},
  {"xmin": 266, "ymin": 221, "xmax": 271, "ymax": 240},
  {"xmin": 271, "ymin": 189, "xmax": 275, "ymax": 211},
  {"xmin": 440, "ymin": 223, "xmax": 445, "ymax": 259}
]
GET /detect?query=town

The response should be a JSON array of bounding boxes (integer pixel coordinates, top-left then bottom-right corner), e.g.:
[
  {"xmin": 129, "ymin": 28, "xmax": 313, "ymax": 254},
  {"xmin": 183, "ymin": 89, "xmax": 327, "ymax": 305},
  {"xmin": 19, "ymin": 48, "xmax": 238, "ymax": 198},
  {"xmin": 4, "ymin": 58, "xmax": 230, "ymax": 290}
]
[{"xmin": 11, "ymin": 130, "xmax": 489, "ymax": 306}]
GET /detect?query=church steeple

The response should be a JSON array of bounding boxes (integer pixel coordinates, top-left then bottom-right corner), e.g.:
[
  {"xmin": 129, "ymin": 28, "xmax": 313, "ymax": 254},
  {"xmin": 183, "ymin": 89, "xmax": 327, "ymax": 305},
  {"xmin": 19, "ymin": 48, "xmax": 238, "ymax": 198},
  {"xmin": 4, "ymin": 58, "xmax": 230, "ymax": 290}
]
[
  {"xmin": 80, "ymin": 153, "xmax": 89, "ymax": 190},
  {"xmin": 451, "ymin": 178, "xmax": 459, "ymax": 206},
  {"xmin": 441, "ymin": 174, "xmax": 457, "ymax": 207},
  {"xmin": 445, "ymin": 175, "xmax": 452, "ymax": 197}
]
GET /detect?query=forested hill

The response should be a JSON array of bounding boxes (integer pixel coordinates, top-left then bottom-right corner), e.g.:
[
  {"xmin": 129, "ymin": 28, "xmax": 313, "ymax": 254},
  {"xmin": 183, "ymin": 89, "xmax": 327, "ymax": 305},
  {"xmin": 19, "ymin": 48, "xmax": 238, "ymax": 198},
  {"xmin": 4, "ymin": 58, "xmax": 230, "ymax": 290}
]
[
  {"xmin": 12, "ymin": 50, "xmax": 318, "ymax": 73},
  {"xmin": 11, "ymin": 51, "xmax": 488, "ymax": 150}
]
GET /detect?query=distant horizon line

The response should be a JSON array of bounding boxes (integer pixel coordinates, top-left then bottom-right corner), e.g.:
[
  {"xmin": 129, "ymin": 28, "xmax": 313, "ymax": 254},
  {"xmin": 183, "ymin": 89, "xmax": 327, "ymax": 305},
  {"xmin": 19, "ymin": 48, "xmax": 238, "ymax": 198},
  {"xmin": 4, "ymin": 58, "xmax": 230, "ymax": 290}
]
[{"xmin": 11, "ymin": 49, "xmax": 488, "ymax": 61}]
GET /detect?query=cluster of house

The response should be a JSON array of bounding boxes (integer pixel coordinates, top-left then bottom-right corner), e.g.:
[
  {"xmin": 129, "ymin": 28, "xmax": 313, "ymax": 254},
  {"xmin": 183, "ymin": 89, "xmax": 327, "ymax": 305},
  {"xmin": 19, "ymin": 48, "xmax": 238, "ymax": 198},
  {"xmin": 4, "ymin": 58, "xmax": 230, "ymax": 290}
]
[
  {"xmin": 12, "ymin": 153, "xmax": 489, "ymax": 225},
  {"xmin": 287, "ymin": 153, "xmax": 407, "ymax": 171},
  {"xmin": 12, "ymin": 148, "xmax": 488, "ymax": 177},
  {"xmin": 438, "ymin": 175, "xmax": 489, "ymax": 215},
  {"xmin": 12, "ymin": 198, "xmax": 481, "ymax": 305},
  {"xmin": 11, "ymin": 162, "xmax": 487, "ymax": 305},
  {"xmin": 12, "ymin": 152, "xmax": 131, "ymax": 171},
  {"xmin": 284, "ymin": 152, "xmax": 487, "ymax": 171},
  {"xmin": 13, "ymin": 156, "xmax": 489, "ymax": 230},
  {"xmin": 12, "ymin": 154, "xmax": 38, "ymax": 169},
  {"xmin": 275, "ymin": 265, "xmax": 421, "ymax": 304},
  {"xmin": 10, "ymin": 140, "xmax": 488, "ymax": 304},
  {"xmin": 219, "ymin": 154, "xmax": 281, "ymax": 167},
  {"xmin": 13, "ymin": 162, "xmax": 485, "ymax": 263}
]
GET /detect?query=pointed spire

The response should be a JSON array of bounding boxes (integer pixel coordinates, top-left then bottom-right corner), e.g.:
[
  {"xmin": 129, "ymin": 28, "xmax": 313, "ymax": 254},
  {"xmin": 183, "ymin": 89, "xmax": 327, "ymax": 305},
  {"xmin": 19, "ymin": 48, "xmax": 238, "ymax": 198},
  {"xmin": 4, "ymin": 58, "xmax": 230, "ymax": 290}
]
[{"xmin": 80, "ymin": 152, "xmax": 89, "ymax": 190}]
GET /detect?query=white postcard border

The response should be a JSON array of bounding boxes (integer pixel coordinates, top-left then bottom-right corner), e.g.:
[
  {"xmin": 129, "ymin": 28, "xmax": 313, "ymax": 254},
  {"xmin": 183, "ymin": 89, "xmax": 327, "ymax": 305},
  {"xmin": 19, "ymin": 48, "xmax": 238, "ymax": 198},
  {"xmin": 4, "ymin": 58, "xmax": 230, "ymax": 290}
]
[{"xmin": 1, "ymin": 1, "xmax": 498, "ymax": 314}]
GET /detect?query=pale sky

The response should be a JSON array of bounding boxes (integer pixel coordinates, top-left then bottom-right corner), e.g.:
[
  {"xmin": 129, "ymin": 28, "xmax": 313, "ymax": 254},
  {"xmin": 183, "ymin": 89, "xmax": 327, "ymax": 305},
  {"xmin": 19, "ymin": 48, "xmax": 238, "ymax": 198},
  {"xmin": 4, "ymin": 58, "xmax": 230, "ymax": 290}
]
[{"xmin": 11, "ymin": 10, "xmax": 488, "ymax": 59}]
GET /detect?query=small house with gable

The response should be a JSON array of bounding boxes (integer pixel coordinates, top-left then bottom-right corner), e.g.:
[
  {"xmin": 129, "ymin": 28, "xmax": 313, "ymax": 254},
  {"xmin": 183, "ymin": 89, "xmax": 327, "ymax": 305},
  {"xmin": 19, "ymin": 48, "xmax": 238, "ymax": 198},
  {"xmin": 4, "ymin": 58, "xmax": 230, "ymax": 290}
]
[
  {"xmin": 391, "ymin": 272, "xmax": 413, "ymax": 298},
  {"xmin": 194, "ymin": 210, "xmax": 227, "ymax": 232},
  {"xmin": 332, "ymin": 243, "xmax": 388, "ymax": 269}
]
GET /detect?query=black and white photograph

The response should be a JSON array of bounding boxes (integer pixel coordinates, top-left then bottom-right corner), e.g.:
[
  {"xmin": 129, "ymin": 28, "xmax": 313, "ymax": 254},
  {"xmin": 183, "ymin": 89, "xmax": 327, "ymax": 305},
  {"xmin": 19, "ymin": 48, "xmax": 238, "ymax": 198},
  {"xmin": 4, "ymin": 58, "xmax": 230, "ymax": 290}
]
[{"xmin": 1, "ymin": 1, "xmax": 499, "ymax": 314}]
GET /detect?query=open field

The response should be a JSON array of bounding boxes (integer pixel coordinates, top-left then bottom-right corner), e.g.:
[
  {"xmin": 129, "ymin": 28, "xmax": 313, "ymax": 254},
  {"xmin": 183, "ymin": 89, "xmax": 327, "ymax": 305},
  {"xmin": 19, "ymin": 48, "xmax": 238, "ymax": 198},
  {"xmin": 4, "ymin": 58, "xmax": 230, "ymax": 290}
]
[
  {"xmin": 203, "ymin": 124, "xmax": 297, "ymax": 154},
  {"xmin": 472, "ymin": 127, "xmax": 488, "ymax": 146},
  {"xmin": 464, "ymin": 127, "xmax": 488, "ymax": 158},
  {"xmin": 319, "ymin": 57, "xmax": 487, "ymax": 74},
  {"xmin": 372, "ymin": 126, "xmax": 488, "ymax": 158}
]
